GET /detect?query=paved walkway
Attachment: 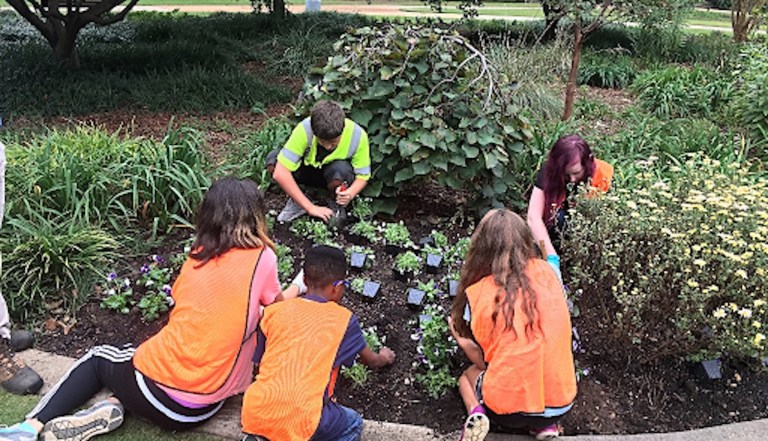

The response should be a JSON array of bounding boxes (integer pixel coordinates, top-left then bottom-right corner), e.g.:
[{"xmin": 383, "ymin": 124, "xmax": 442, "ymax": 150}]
[{"xmin": 21, "ymin": 349, "xmax": 768, "ymax": 440}]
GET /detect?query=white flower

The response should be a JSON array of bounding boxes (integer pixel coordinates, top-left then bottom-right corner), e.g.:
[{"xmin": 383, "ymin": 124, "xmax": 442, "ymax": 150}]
[
  {"xmin": 712, "ymin": 308, "xmax": 726, "ymax": 318},
  {"xmin": 738, "ymin": 308, "xmax": 753, "ymax": 319}
]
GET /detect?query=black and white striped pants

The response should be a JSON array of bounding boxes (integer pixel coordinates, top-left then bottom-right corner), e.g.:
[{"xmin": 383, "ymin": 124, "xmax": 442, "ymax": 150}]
[{"xmin": 27, "ymin": 344, "xmax": 223, "ymax": 431}]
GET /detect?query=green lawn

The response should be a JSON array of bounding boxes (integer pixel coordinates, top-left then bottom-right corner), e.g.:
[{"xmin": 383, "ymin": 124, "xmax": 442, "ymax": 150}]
[{"xmin": 0, "ymin": 390, "xmax": 226, "ymax": 441}]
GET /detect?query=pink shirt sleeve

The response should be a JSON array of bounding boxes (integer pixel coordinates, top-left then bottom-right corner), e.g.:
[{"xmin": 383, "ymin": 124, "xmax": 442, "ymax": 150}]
[{"xmin": 251, "ymin": 247, "xmax": 281, "ymax": 307}]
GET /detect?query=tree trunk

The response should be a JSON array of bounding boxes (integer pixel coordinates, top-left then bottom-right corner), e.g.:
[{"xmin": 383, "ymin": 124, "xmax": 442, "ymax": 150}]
[
  {"xmin": 732, "ymin": 1, "xmax": 749, "ymax": 42},
  {"xmin": 562, "ymin": 25, "xmax": 583, "ymax": 121},
  {"xmin": 52, "ymin": 26, "xmax": 81, "ymax": 69},
  {"xmin": 273, "ymin": 0, "xmax": 286, "ymax": 19}
]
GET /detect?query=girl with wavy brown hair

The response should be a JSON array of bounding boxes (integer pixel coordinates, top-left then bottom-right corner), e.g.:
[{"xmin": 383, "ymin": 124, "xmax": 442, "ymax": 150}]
[{"xmin": 449, "ymin": 209, "xmax": 577, "ymax": 441}]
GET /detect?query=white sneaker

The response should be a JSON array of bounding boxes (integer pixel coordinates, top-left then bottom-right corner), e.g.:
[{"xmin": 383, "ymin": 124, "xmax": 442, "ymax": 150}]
[
  {"xmin": 277, "ymin": 199, "xmax": 306, "ymax": 223},
  {"xmin": 42, "ymin": 400, "xmax": 124, "ymax": 441},
  {"xmin": 460, "ymin": 412, "xmax": 489, "ymax": 441}
]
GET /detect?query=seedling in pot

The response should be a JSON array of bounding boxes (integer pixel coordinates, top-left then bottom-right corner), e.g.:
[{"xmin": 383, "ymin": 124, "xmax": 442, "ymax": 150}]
[
  {"xmin": 416, "ymin": 280, "xmax": 442, "ymax": 302},
  {"xmin": 418, "ymin": 235, "xmax": 435, "ymax": 247},
  {"xmin": 383, "ymin": 222, "xmax": 413, "ymax": 254},
  {"xmin": 394, "ymin": 251, "xmax": 421, "ymax": 282},
  {"xmin": 425, "ymin": 253, "xmax": 442, "ymax": 274},
  {"xmin": 361, "ymin": 281, "xmax": 381, "ymax": 302},
  {"xmin": 347, "ymin": 220, "xmax": 378, "ymax": 245},
  {"xmin": 406, "ymin": 288, "xmax": 426, "ymax": 310}
]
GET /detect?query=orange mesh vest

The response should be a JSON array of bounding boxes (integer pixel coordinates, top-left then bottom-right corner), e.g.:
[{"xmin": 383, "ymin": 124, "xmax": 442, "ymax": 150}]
[
  {"xmin": 466, "ymin": 260, "xmax": 577, "ymax": 415},
  {"xmin": 242, "ymin": 297, "xmax": 351, "ymax": 441},
  {"xmin": 134, "ymin": 247, "xmax": 264, "ymax": 398},
  {"xmin": 589, "ymin": 159, "xmax": 614, "ymax": 194}
]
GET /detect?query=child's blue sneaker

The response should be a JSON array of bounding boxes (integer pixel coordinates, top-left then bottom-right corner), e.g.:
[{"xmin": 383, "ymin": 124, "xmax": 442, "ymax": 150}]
[{"xmin": 0, "ymin": 422, "xmax": 39, "ymax": 441}]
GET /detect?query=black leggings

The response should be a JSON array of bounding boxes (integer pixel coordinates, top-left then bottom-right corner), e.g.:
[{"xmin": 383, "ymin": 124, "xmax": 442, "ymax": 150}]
[{"xmin": 27, "ymin": 344, "xmax": 223, "ymax": 431}]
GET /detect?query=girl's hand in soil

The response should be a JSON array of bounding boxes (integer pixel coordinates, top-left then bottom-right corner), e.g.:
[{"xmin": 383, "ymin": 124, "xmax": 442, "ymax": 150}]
[{"xmin": 378, "ymin": 346, "xmax": 396, "ymax": 365}]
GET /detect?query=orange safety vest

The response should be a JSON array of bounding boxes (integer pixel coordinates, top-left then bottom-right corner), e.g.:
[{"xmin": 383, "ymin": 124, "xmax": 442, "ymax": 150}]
[
  {"xmin": 466, "ymin": 260, "xmax": 577, "ymax": 415},
  {"xmin": 133, "ymin": 247, "xmax": 265, "ymax": 401},
  {"xmin": 242, "ymin": 298, "xmax": 352, "ymax": 441},
  {"xmin": 589, "ymin": 158, "xmax": 614, "ymax": 194}
]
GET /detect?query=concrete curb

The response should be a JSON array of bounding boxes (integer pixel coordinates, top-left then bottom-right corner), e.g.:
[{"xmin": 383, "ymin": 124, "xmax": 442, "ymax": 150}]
[{"xmin": 20, "ymin": 349, "xmax": 767, "ymax": 440}]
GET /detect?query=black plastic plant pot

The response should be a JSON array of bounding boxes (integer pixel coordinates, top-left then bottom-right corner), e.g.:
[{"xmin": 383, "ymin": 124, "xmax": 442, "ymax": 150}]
[
  {"xmin": 418, "ymin": 235, "xmax": 435, "ymax": 247},
  {"xmin": 393, "ymin": 269, "xmax": 414, "ymax": 283},
  {"xmin": 448, "ymin": 280, "xmax": 459, "ymax": 298},
  {"xmin": 361, "ymin": 281, "xmax": 380, "ymax": 302},
  {"xmin": 425, "ymin": 254, "xmax": 442, "ymax": 274},
  {"xmin": 406, "ymin": 288, "xmax": 426, "ymax": 310},
  {"xmin": 696, "ymin": 359, "xmax": 722, "ymax": 381},
  {"xmin": 345, "ymin": 232, "xmax": 369, "ymax": 246},
  {"xmin": 418, "ymin": 314, "xmax": 433, "ymax": 326},
  {"xmin": 350, "ymin": 252, "xmax": 367, "ymax": 272},
  {"xmin": 384, "ymin": 244, "xmax": 403, "ymax": 255}
]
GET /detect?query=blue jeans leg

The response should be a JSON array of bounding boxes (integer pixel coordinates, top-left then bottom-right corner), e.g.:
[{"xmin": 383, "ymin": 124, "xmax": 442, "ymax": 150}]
[{"xmin": 336, "ymin": 406, "xmax": 363, "ymax": 441}]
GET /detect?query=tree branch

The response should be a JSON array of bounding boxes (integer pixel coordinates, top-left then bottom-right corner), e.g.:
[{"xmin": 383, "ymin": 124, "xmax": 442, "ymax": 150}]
[
  {"xmin": 92, "ymin": 0, "xmax": 140, "ymax": 25},
  {"xmin": 5, "ymin": 0, "xmax": 55, "ymax": 42}
]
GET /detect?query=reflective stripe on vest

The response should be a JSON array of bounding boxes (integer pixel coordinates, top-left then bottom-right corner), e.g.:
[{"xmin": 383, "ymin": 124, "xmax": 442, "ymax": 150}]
[{"xmin": 300, "ymin": 117, "xmax": 362, "ymax": 161}]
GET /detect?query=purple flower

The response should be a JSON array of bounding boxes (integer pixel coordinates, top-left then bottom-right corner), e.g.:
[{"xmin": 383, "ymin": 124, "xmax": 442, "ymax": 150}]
[
  {"xmin": 162, "ymin": 285, "xmax": 172, "ymax": 295},
  {"xmin": 152, "ymin": 254, "xmax": 165, "ymax": 264},
  {"xmin": 107, "ymin": 272, "xmax": 118, "ymax": 281},
  {"xmin": 140, "ymin": 264, "xmax": 150, "ymax": 274}
]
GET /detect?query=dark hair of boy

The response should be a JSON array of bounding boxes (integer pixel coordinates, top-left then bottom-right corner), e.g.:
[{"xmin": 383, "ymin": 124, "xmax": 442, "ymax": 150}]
[
  {"xmin": 310, "ymin": 100, "xmax": 345, "ymax": 141},
  {"xmin": 304, "ymin": 245, "xmax": 346, "ymax": 289},
  {"xmin": 191, "ymin": 176, "xmax": 274, "ymax": 266}
]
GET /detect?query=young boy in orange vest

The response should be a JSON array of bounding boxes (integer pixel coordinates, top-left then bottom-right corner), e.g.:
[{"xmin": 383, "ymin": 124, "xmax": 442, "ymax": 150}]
[{"xmin": 242, "ymin": 245, "xmax": 395, "ymax": 441}]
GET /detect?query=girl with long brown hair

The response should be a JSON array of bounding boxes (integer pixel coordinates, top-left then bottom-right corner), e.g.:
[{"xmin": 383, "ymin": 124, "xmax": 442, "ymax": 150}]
[
  {"xmin": 449, "ymin": 209, "xmax": 577, "ymax": 441},
  {"xmin": 0, "ymin": 176, "xmax": 299, "ymax": 441}
]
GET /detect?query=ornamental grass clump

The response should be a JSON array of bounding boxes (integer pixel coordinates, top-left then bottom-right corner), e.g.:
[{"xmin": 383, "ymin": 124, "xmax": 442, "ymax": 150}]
[{"xmin": 564, "ymin": 155, "xmax": 768, "ymax": 364}]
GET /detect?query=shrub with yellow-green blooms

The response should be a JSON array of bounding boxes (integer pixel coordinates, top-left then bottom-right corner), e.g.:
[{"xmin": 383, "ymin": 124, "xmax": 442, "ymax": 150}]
[{"xmin": 564, "ymin": 155, "xmax": 768, "ymax": 364}]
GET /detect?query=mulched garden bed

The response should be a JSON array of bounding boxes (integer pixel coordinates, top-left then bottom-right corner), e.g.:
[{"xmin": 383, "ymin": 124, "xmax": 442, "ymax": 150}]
[{"xmin": 35, "ymin": 186, "xmax": 768, "ymax": 436}]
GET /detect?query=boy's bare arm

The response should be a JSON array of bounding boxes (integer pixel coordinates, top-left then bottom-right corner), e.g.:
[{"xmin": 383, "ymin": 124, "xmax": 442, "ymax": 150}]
[{"xmin": 359, "ymin": 346, "xmax": 395, "ymax": 369}]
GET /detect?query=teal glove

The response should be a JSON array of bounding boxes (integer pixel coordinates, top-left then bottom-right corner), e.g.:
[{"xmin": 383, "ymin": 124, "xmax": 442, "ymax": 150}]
[{"xmin": 546, "ymin": 255, "xmax": 563, "ymax": 284}]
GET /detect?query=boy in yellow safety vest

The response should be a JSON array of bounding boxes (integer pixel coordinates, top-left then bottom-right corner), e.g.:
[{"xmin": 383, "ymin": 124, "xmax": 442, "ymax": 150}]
[{"xmin": 266, "ymin": 100, "xmax": 372, "ymax": 223}]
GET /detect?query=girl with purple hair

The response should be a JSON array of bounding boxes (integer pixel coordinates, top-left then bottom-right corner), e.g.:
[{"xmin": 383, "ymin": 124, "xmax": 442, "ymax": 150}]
[{"xmin": 526, "ymin": 135, "xmax": 614, "ymax": 277}]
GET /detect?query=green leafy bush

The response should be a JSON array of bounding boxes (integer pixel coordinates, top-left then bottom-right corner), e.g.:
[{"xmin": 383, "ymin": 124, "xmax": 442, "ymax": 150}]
[
  {"xmin": 290, "ymin": 218, "xmax": 336, "ymax": 245},
  {"xmin": 348, "ymin": 220, "xmax": 378, "ymax": 243},
  {"xmin": 630, "ymin": 65, "xmax": 734, "ymax": 120},
  {"xmin": 299, "ymin": 25, "xmax": 534, "ymax": 212},
  {"xmin": 230, "ymin": 118, "xmax": 293, "ymax": 189},
  {"xmin": 578, "ymin": 51, "xmax": 637, "ymax": 89},
  {"xmin": 564, "ymin": 155, "xmax": 768, "ymax": 363},
  {"xmin": 382, "ymin": 222, "xmax": 413, "ymax": 248},
  {"xmin": 395, "ymin": 251, "xmax": 421, "ymax": 275},
  {"xmin": 731, "ymin": 42, "xmax": 768, "ymax": 156}
]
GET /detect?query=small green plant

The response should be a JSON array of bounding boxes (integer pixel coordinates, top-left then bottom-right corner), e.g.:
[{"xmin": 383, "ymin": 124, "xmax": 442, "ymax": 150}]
[
  {"xmin": 395, "ymin": 251, "xmax": 421, "ymax": 275},
  {"xmin": 290, "ymin": 218, "xmax": 334, "ymax": 245},
  {"xmin": 444, "ymin": 237, "xmax": 471, "ymax": 266},
  {"xmin": 350, "ymin": 197, "xmax": 374, "ymax": 220},
  {"xmin": 416, "ymin": 280, "xmax": 443, "ymax": 302},
  {"xmin": 416, "ymin": 366, "xmax": 456, "ymax": 400},
  {"xmin": 340, "ymin": 363, "xmax": 369, "ymax": 389},
  {"xmin": 100, "ymin": 273, "xmax": 134, "ymax": 315},
  {"xmin": 275, "ymin": 244, "xmax": 294, "ymax": 282},
  {"xmin": 137, "ymin": 255, "xmax": 172, "ymax": 289},
  {"xmin": 350, "ymin": 278, "xmax": 366, "ymax": 295},
  {"xmin": 430, "ymin": 230, "xmax": 449, "ymax": 249},
  {"xmin": 137, "ymin": 292, "xmax": 171, "ymax": 322},
  {"xmin": 382, "ymin": 222, "xmax": 412, "ymax": 248},
  {"xmin": 413, "ymin": 304, "xmax": 458, "ymax": 398},
  {"xmin": 341, "ymin": 325, "xmax": 386, "ymax": 388},
  {"xmin": 349, "ymin": 220, "xmax": 379, "ymax": 243}
]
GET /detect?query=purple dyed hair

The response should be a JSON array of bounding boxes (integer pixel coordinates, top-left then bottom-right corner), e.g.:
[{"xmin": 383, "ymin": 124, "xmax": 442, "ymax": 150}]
[{"xmin": 542, "ymin": 135, "xmax": 595, "ymax": 225}]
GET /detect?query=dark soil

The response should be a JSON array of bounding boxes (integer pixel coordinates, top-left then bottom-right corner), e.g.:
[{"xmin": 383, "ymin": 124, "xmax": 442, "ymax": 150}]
[{"xmin": 34, "ymin": 182, "xmax": 768, "ymax": 436}]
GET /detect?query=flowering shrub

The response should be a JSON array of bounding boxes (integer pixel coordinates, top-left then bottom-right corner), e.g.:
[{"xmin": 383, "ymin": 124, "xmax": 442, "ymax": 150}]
[{"xmin": 564, "ymin": 155, "xmax": 768, "ymax": 363}]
